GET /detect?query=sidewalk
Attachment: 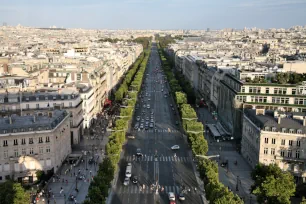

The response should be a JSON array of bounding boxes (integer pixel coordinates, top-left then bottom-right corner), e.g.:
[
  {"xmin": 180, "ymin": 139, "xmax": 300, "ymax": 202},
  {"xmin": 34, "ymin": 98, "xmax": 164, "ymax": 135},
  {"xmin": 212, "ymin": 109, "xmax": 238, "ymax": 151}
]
[
  {"xmin": 35, "ymin": 115, "xmax": 111, "ymax": 204},
  {"xmin": 196, "ymin": 107, "xmax": 257, "ymax": 204}
]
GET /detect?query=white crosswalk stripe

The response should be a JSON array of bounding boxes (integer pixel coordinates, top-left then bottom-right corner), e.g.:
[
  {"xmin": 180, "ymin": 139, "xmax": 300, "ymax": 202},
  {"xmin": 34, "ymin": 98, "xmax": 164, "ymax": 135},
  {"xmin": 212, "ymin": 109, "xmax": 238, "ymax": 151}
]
[{"xmin": 125, "ymin": 155, "xmax": 191, "ymax": 162}]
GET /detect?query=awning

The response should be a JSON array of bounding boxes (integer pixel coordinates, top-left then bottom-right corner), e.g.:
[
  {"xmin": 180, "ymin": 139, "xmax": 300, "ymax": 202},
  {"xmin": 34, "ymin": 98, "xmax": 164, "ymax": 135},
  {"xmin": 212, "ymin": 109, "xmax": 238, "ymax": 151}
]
[{"xmin": 206, "ymin": 124, "xmax": 221, "ymax": 137}]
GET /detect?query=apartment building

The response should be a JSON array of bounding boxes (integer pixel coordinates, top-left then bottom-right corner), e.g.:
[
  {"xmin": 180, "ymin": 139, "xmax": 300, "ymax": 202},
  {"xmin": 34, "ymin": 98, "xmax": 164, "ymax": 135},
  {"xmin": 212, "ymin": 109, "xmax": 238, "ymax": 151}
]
[
  {"xmin": 0, "ymin": 110, "xmax": 71, "ymax": 183},
  {"xmin": 0, "ymin": 89, "xmax": 83, "ymax": 144},
  {"xmin": 236, "ymin": 81, "xmax": 306, "ymax": 113},
  {"xmin": 241, "ymin": 109, "xmax": 306, "ymax": 183}
]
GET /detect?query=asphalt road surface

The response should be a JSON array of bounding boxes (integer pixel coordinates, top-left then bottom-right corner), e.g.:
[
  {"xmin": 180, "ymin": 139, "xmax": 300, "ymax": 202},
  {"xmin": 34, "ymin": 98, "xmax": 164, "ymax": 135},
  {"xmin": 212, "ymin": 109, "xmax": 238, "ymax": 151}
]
[{"xmin": 110, "ymin": 43, "xmax": 202, "ymax": 204}]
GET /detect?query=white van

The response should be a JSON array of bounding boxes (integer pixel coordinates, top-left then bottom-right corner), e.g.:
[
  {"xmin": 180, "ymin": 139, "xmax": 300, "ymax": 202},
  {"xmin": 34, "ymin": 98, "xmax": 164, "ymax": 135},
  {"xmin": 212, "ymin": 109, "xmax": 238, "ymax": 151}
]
[{"xmin": 125, "ymin": 163, "xmax": 132, "ymax": 177}]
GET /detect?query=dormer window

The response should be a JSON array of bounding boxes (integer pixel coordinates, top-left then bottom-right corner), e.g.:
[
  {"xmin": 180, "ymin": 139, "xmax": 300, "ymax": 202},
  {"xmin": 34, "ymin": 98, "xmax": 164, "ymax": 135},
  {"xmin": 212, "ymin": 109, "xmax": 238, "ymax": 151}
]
[
  {"xmin": 265, "ymin": 127, "xmax": 270, "ymax": 131},
  {"xmin": 272, "ymin": 127, "xmax": 277, "ymax": 132},
  {"xmin": 297, "ymin": 129, "xmax": 302, "ymax": 134},
  {"xmin": 26, "ymin": 97, "xmax": 29, "ymax": 101},
  {"xmin": 53, "ymin": 96, "xmax": 56, "ymax": 100},
  {"xmin": 45, "ymin": 96, "xmax": 48, "ymax": 100},
  {"xmin": 36, "ymin": 97, "xmax": 39, "ymax": 101},
  {"xmin": 289, "ymin": 129, "xmax": 295, "ymax": 134},
  {"xmin": 282, "ymin": 128, "xmax": 287, "ymax": 133},
  {"xmin": 61, "ymin": 96, "xmax": 64, "ymax": 100}
]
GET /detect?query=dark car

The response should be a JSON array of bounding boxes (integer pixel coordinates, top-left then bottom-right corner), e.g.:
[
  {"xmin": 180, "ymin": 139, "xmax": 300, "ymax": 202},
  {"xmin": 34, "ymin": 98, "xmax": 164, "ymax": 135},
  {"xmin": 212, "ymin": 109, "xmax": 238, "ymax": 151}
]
[{"xmin": 132, "ymin": 176, "xmax": 138, "ymax": 184}]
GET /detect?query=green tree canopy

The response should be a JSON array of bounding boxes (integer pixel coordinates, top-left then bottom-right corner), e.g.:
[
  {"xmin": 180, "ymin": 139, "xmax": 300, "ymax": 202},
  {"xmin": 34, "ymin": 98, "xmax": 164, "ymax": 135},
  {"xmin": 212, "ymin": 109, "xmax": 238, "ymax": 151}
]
[
  {"xmin": 0, "ymin": 181, "xmax": 30, "ymax": 204},
  {"xmin": 251, "ymin": 163, "xmax": 296, "ymax": 204}
]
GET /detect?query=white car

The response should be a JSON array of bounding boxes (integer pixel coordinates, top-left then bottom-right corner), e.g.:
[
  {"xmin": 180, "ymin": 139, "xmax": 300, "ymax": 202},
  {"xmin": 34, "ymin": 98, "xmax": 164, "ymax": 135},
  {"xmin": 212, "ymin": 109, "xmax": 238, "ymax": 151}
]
[
  {"xmin": 123, "ymin": 177, "xmax": 130, "ymax": 186},
  {"xmin": 171, "ymin": 145, "xmax": 180, "ymax": 150},
  {"xmin": 168, "ymin": 192, "xmax": 176, "ymax": 201},
  {"xmin": 136, "ymin": 116, "xmax": 140, "ymax": 121}
]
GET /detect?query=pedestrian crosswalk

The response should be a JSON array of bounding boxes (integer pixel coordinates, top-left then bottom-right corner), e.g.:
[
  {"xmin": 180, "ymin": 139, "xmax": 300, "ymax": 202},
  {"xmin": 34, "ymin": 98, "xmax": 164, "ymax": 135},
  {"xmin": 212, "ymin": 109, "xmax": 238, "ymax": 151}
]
[
  {"xmin": 117, "ymin": 185, "xmax": 196, "ymax": 195},
  {"xmin": 125, "ymin": 156, "xmax": 191, "ymax": 162},
  {"xmin": 133, "ymin": 129, "xmax": 180, "ymax": 133}
]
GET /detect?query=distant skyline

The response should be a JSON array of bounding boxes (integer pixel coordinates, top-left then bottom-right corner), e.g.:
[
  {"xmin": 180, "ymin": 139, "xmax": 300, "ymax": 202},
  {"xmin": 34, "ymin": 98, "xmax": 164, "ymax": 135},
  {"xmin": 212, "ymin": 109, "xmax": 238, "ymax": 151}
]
[{"xmin": 1, "ymin": 0, "xmax": 306, "ymax": 30}]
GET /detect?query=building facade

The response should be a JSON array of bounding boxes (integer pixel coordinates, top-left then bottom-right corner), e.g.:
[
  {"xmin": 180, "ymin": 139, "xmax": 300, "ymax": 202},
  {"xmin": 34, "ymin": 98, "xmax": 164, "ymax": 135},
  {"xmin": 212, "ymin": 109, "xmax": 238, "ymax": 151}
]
[
  {"xmin": 0, "ymin": 90, "xmax": 83, "ymax": 144},
  {"xmin": 0, "ymin": 110, "xmax": 71, "ymax": 183}
]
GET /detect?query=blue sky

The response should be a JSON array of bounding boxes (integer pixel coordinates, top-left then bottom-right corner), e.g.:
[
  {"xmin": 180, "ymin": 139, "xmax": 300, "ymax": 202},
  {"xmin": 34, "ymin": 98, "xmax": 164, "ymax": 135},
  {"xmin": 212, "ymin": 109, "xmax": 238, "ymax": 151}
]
[{"xmin": 1, "ymin": 0, "xmax": 306, "ymax": 29}]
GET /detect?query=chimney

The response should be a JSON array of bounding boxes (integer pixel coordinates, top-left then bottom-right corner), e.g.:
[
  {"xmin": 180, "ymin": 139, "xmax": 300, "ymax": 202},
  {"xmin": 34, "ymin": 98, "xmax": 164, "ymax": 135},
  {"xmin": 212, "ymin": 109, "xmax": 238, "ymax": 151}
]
[
  {"xmin": 278, "ymin": 117, "xmax": 281, "ymax": 124},
  {"xmin": 33, "ymin": 115, "xmax": 36, "ymax": 123},
  {"xmin": 9, "ymin": 116, "xmax": 12, "ymax": 124}
]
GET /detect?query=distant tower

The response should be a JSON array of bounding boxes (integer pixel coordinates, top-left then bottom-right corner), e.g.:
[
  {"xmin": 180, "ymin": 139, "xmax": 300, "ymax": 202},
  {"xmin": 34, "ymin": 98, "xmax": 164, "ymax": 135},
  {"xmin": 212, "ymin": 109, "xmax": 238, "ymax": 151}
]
[{"xmin": 3, "ymin": 22, "xmax": 7, "ymax": 26}]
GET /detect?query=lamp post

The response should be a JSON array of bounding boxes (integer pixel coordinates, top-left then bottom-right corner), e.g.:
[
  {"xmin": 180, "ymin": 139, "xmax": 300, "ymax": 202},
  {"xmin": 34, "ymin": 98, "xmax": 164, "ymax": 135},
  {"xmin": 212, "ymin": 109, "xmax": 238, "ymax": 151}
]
[
  {"xmin": 75, "ymin": 177, "xmax": 78, "ymax": 192},
  {"xmin": 236, "ymin": 176, "xmax": 240, "ymax": 191}
]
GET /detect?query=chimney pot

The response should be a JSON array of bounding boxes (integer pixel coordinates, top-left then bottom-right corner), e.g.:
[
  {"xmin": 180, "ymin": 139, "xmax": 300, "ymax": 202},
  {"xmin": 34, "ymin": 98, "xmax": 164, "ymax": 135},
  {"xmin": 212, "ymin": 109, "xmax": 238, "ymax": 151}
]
[{"xmin": 278, "ymin": 117, "xmax": 281, "ymax": 124}]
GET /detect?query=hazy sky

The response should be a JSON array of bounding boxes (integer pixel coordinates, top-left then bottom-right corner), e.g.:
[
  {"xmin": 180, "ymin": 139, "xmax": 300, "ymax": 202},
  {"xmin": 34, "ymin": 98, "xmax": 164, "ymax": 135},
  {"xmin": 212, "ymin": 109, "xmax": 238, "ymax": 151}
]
[{"xmin": 1, "ymin": 0, "xmax": 306, "ymax": 30}]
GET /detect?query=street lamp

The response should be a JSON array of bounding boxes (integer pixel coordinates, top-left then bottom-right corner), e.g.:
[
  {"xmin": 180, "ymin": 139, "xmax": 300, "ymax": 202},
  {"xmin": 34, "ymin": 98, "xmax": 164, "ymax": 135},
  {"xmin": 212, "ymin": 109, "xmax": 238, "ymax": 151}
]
[
  {"xmin": 75, "ymin": 177, "xmax": 78, "ymax": 192},
  {"xmin": 195, "ymin": 154, "xmax": 220, "ymax": 159},
  {"xmin": 186, "ymin": 130, "xmax": 203, "ymax": 134},
  {"xmin": 182, "ymin": 117, "xmax": 198, "ymax": 121},
  {"xmin": 106, "ymin": 128, "xmax": 125, "ymax": 132}
]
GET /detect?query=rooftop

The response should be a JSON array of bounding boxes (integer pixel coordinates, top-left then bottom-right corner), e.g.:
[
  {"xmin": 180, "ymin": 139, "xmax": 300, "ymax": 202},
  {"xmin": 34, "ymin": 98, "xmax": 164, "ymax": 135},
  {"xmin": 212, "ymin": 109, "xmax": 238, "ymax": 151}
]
[
  {"xmin": 244, "ymin": 109, "xmax": 306, "ymax": 134},
  {"xmin": 0, "ymin": 109, "xmax": 68, "ymax": 135}
]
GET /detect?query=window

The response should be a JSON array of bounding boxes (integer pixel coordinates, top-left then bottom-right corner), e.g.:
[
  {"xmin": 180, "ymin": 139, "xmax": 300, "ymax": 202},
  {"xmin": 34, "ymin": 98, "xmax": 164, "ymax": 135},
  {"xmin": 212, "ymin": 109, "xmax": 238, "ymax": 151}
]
[
  {"xmin": 264, "ymin": 138, "xmax": 269, "ymax": 144},
  {"xmin": 39, "ymin": 147, "xmax": 43, "ymax": 154},
  {"xmin": 292, "ymin": 89, "xmax": 296, "ymax": 95},
  {"xmin": 265, "ymin": 88, "xmax": 269, "ymax": 94},
  {"xmin": 289, "ymin": 129, "xmax": 295, "ymax": 134},
  {"xmin": 265, "ymin": 127, "xmax": 270, "ymax": 131},
  {"xmin": 281, "ymin": 139, "xmax": 285, "ymax": 145},
  {"xmin": 36, "ymin": 104, "xmax": 39, "ymax": 109},
  {"xmin": 46, "ymin": 146, "xmax": 50, "ymax": 153},
  {"xmin": 272, "ymin": 127, "xmax": 277, "ymax": 132},
  {"xmin": 282, "ymin": 128, "xmax": 287, "ymax": 133},
  {"xmin": 297, "ymin": 140, "xmax": 301, "ymax": 147},
  {"xmin": 264, "ymin": 148, "xmax": 268, "ymax": 154},
  {"xmin": 38, "ymin": 137, "xmax": 43, "ymax": 143},
  {"xmin": 280, "ymin": 150, "xmax": 285, "ymax": 157},
  {"xmin": 3, "ymin": 140, "xmax": 8, "ymax": 147},
  {"xmin": 271, "ymin": 148, "xmax": 275, "ymax": 155},
  {"xmin": 36, "ymin": 97, "xmax": 39, "ymax": 101},
  {"xmin": 21, "ymin": 138, "xmax": 26, "ymax": 145},
  {"xmin": 29, "ymin": 138, "xmax": 33, "ymax": 144},
  {"xmin": 296, "ymin": 150, "xmax": 300, "ymax": 158},
  {"xmin": 26, "ymin": 104, "xmax": 29, "ymax": 109},
  {"xmin": 13, "ymin": 139, "xmax": 18, "ymax": 146},
  {"xmin": 241, "ymin": 87, "xmax": 245, "ymax": 93},
  {"xmin": 289, "ymin": 140, "xmax": 293, "ymax": 146},
  {"xmin": 21, "ymin": 148, "xmax": 26, "ymax": 155},
  {"xmin": 46, "ymin": 136, "xmax": 50, "ymax": 143},
  {"xmin": 272, "ymin": 138, "xmax": 276, "ymax": 144},
  {"xmin": 29, "ymin": 148, "xmax": 34, "ymax": 155},
  {"xmin": 287, "ymin": 150, "xmax": 292, "ymax": 157},
  {"xmin": 297, "ymin": 129, "xmax": 302, "ymax": 134},
  {"xmin": 14, "ymin": 149, "xmax": 18, "ymax": 157},
  {"xmin": 4, "ymin": 150, "xmax": 8, "ymax": 158}
]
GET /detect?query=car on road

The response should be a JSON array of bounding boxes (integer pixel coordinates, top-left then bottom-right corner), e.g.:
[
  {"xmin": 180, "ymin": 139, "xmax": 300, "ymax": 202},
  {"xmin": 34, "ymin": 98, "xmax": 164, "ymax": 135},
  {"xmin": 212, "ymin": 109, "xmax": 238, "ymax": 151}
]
[
  {"xmin": 136, "ymin": 116, "xmax": 140, "ymax": 121},
  {"xmin": 149, "ymin": 123, "xmax": 154, "ymax": 128},
  {"xmin": 127, "ymin": 135, "xmax": 135, "ymax": 139},
  {"xmin": 141, "ymin": 119, "xmax": 145, "ymax": 123},
  {"xmin": 171, "ymin": 145, "xmax": 180, "ymax": 150},
  {"xmin": 161, "ymin": 89, "xmax": 163, "ymax": 92},
  {"xmin": 136, "ymin": 148, "xmax": 142, "ymax": 156},
  {"xmin": 168, "ymin": 192, "xmax": 176, "ymax": 201},
  {"xmin": 146, "ymin": 117, "xmax": 149, "ymax": 121},
  {"xmin": 140, "ymin": 124, "xmax": 144, "ymax": 129},
  {"xmin": 134, "ymin": 125, "xmax": 139, "ymax": 130},
  {"xmin": 150, "ymin": 119, "xmax": 154, "ymax": 123},
  {"xmin": 125, "ymin": 163, "xmax": 132, "ymax": 178},
  {"xmin": 170, "ymin": 104, "xmax": 173, "ymax": 107},
  {"xmin": 175, "ymin": 121, "xmax": 179, "ymax": 125},
  {"xmin": 178, "ymin": 193, "xmax": 185, "ymax": 201},
  {"xmin": 148, "ymin": 98, "xmax": 151, "ymax": 101},
  {"xmin": 123, "ymin": 177, "xmax": 130, "ymax": 186},
  {"xmin": 132, "ymin": 176, "xmax": 138, "ymax": 184},
  {"xmin": 172, "ymin": 107, "xmax": 175, "ymax": 111},
  {"xmin": 143, "ymin": 104, "xmax": 146, "ymax": 108},
  {"xmin": 147, "ymin": 104, "xmax": 150, "ymax": 109}
]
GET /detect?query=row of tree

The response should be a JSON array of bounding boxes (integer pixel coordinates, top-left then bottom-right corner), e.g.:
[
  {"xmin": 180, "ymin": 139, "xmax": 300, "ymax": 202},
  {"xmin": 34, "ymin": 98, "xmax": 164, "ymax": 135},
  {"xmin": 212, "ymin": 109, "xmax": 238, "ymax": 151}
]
[
  {"xmin": 157, "ymin": 42, "xmax": 243, "ymax": 204},
  {"xmin": 84, "ymin": 47, "xmax": 151, "ymax": 204},
  {"xmin": 0, "ymin": 180, "xmax": 30, "ymax": 204}
]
